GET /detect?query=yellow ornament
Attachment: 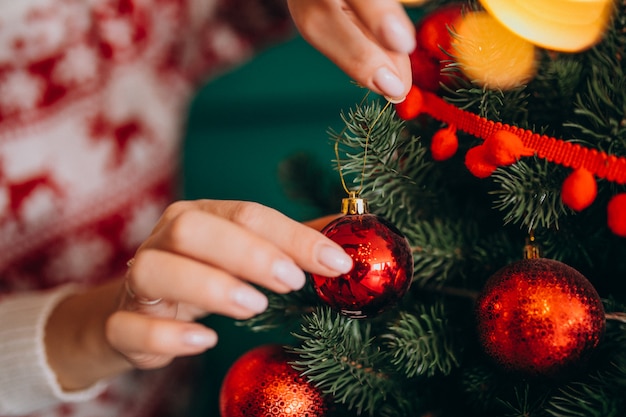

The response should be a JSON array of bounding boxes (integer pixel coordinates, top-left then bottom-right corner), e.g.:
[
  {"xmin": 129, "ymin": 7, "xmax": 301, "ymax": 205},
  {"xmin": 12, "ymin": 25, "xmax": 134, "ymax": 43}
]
[
  {"xmin": 479, "ymin": 0, "xmax": 613, "ymax": 52},
  {"xmin": 452, "ymin": 11, "xmax": 537, "ymax": 90}
]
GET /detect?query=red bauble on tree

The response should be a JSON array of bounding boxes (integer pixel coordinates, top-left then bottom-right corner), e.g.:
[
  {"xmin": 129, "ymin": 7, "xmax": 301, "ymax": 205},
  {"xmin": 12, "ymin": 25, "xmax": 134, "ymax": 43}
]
[
  {"xmin": 219, "ymin": 344, "xmax": 331, "ymax": 417},
  {"xmin": 310, "ymin": 193, "xmax": 413, "ymax": 319},
  {"xmin": 475, "ymin": 257, "xmax": 606, "ymax": 377}
]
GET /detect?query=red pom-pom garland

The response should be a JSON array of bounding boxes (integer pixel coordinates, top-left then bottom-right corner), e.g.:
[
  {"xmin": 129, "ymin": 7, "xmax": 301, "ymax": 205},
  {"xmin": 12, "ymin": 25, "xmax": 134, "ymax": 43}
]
[
  {"xmin": 482, "ymin": 130, "xmax": 534, "ymax": 166},
  {"xmin": 430, "ymin": 124, "xmax": 458, "ymax": 161},
  {"xmin": 465, "ymin": 145, "xmax": 497, "ymax": 178},
  {"xmin": 395, "ymin": 84, "xmax": 626, "ymax": 235},
  {"xmin": 394, "ymin": 85, "xmax": 424, "ymax": 121},
  {"xmin": 607, "ymin": 193, "xmax": 626, "ymax": 237},
  {"xmin": 562, "ymin": 168, "xmax": 597, "ymax": 211}
]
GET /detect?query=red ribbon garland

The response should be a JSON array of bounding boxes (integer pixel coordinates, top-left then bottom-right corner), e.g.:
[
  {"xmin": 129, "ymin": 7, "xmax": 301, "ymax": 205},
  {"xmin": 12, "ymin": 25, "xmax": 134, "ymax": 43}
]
[
  {"xmin": 394, "ymin": 85, "xmax": 626, "ymax": 236},
  {"xmin": 419, "ymin": 88, "xmax": 626, "ymax": 184}
]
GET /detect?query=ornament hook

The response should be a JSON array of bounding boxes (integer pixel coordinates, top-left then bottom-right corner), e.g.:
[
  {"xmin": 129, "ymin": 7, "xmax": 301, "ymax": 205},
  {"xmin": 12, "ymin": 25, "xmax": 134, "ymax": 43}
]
[{"xmin": 333, "ymin": 95, "xmax": 392, "ymax": 199}]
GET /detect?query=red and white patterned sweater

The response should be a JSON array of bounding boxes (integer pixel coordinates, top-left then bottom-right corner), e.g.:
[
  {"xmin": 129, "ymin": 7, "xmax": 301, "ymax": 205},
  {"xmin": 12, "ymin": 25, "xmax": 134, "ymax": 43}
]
[{"xmin": 0, "ymin": 0, "xmax": 291, "ymax": 415}]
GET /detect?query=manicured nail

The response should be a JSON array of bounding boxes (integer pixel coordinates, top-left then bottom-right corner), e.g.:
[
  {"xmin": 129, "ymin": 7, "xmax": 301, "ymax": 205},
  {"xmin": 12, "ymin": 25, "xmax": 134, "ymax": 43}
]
[
  {"xmin": 374, "ymin": 67, "xmax": 406, "ymax": 100},
  {"xmin": 183, "ymin": 331, "xmax": 216, "ymax": 348},
  {"xmin": 273, "ymin": 260, "xmax": 306, "ymax": 290},
  {"xmin": 382, "ymin": 13, "xmax": 416, "ymax": 54},
  {"xmin": 318, "ymin": 246, "xmax": 353, "ymax": 274},
  {"xmin": 384, "ymin": 95, "xmax": 406, "ymax": 104},
  {"xmin": 232, "ymin": 287, "xmax": 268, "ymax": 313}
]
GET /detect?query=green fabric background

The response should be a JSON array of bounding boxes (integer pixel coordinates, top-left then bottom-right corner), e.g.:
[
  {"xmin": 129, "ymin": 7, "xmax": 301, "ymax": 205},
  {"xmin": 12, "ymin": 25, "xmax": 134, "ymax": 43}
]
[{"xmin": 182, "ymin": 35, "xmax": 364, "ymax": 415}]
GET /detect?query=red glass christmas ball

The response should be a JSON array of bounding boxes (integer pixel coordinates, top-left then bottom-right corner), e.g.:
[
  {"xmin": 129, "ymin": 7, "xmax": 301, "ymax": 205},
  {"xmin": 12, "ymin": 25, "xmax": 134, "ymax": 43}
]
[
  {"xmin": 310, "ymin": 213, "xmax": 413, "ymax": 318},
  {"xmin": 475, "ymin": 258, "xmax": 605, "ymax": 377},
  {"xmin": 219, "ymin": 344, "xmax": 331, "ymax": 417}
]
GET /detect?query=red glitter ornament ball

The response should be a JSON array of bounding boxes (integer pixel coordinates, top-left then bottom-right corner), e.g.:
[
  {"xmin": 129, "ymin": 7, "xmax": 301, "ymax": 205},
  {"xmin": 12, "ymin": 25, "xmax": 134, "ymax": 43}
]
[
  {"xmin": 219, "ymin": 344, "xmax": 331, "ymax": 417},
  {"xmin": 475, "ymin": 258, "xmax": 605, "ymax": 377},
  {"xmin": 310, "ymin": 195, "xmax": 413, "ymax": 318}
]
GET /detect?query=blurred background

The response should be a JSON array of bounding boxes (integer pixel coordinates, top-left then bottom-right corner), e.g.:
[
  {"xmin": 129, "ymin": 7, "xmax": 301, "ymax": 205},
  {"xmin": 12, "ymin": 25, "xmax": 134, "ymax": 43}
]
[{"xmin": 182, "ymin": 34, "xmax": 365, "ymax": 415}]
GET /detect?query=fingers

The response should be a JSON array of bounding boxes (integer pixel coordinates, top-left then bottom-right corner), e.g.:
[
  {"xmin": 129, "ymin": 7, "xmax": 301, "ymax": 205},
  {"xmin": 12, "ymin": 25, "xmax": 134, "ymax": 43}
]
[
  {"xmin": 288, "ymin": 0, "xmax": 414, "ymax": 100},
  {"xmin": 106, "ymin": 310, "xmax": 217, "ymax": 369},
  {"xmin": 111, "ymin": 201, "xmax": 355, "ymax": 371},
  {"xmin": 146, "ymin": 201, "xmax": 352, "ymax": 291},
  {"xmin": 345, "ymin": 0, "xmax": 416, "ymax": 54},
  {"xmin": 130, "ymin": 251, "xmax": 269, "ymax": 320},
  {"xmin": 215, "ymin": 201, "xmax": 353, "ymax": 278}
]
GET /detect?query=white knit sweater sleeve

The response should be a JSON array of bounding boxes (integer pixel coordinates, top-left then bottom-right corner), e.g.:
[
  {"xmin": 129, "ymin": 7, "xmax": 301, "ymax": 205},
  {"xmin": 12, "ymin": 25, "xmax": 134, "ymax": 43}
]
[{"xmin": 0, "ymin": 286, "xmax": 108, "ymax": 415}]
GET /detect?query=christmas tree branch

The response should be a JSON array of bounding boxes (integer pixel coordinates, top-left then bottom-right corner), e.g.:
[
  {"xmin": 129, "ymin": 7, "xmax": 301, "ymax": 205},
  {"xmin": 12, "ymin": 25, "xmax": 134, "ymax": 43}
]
[
  {"xmin": 290, "ymin": 307, "xmax": 400, "ymax": 415},
  {"xmin": 383, "ymin": 303, "xmax": 461, "ymax": 378},
  {"xmin": 329, "ymin": 100, "xmax": 439, "ymax": 226}
]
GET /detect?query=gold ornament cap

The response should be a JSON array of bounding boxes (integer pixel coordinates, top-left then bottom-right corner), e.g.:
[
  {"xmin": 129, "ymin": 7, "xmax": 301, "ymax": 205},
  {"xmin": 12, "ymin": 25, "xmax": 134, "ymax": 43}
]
[
  {"xmin": 523, "ymin": 231, "xmax": 542, "ymax": 259},
  {"xmin": 341, "ymin": 192, "xmax": 369, "ymax": 215}
]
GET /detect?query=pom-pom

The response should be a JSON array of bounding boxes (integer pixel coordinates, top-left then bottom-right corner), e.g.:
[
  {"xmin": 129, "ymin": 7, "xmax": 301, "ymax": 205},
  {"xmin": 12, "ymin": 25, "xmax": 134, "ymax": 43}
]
[
  {"xmin": 607, "ymin": 193, "xmax": 626, "ymax": 237},
  {"xmin": 561, "ymin": 168, "xmax": 597, "ymax": 211},
  {"xmin": 465, "ymin": 145, "xmax": 497, "ymax": 178},
  {"xmin": 394, "ymin": 85, "xmax": 424, "ymax": 120},
  {"xmin": 483, "ymin": 130, "xmax": 533, "ymax": 165},
  {"xmin": 430, "ymin": 125, "xmax": 458, "ymax": 161}
]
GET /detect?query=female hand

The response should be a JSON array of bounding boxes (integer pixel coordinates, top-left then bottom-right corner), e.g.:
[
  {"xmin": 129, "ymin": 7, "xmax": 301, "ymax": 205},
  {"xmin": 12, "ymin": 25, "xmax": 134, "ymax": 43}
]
[
  {"xmin": 106, "ymin": 200, "xmax": 352, "ymax": 371},
  {"xmin": 288, "ymin": 0, "xmax": 415, "ymax": 101},
  {"xmin": 45, "ymin": 200, "xmax": 351, "ymax": 391}
]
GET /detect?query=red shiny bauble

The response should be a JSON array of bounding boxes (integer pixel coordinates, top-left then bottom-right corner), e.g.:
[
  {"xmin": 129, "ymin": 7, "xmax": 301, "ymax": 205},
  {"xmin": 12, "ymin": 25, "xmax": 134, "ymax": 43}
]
[
  {"xmin": 310, "ymin": 213, "xmax": 413, "ymax": 318},
  {"xmin": 219, "ymin": 344, "xmax": 331, "ymax": 417},
  {"xmin": 475, "ymin": 258, "xmax": 605, "ymax": 377}
]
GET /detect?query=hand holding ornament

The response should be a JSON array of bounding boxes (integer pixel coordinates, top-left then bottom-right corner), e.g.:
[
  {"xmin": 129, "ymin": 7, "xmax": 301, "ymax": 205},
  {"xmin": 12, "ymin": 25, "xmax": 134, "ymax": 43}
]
[{"xmin": 46, "ymin": 200, "xmax": 352, "ymax": 391}]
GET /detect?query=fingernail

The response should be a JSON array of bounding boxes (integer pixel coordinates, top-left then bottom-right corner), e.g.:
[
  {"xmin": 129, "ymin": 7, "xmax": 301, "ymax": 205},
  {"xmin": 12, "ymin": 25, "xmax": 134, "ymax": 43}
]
[
  {"xmin": 273, "ymin": 260, "xmax": 306, "ymax": 290},
  {"xmin": 374, "ymin": 67, "xmax": 406, "ymax": 99},
  {"xmin": 382, "ymin": 14, "xmax": 416, "ymax": 54},
  {"xmin": 183, "ymin": 331, "xmax": 216, "ymax": 348},
  {"xmin": 232, "ymin": 287, "xmax": 268, "ymax": 313},
  {"xmin": 318, "ymin": 246, "xmax": 353, "ymax": 274},
  {"xmin": 384, "ymin": 95, "xmax": 406, "ymax": 104}
]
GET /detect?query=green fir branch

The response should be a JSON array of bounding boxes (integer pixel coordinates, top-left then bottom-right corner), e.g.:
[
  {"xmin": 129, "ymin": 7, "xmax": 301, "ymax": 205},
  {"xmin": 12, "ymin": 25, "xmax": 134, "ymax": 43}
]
[
  {"xmin": 546, "ymin": 383, "xmax": 623, "ymax": 417},
  {"xmin": 239, "ymin": 283, "xmax": 319, "ymax": 332},
  {"xmin": 490, "ymin": 159, "xmax": 568, "ymax": 231},
  {"xmin": 459, "ymin": 364, "xmax": 507, "ymax": 412},
  {"xmin": 445, "ymin": 84, "xmax": 530, "ymax": 125},
  {"xmin": 403, "ymin": 217, "xmax": 468, "ymax": 285},
  {"xmin": 564, "ymin": 1, "xmax": 626, "ymax": 153},
  {"xmin": 526, "ymin": 52, "xmax": 584, "ymax": 131},
  {"xmin": 568, "ymin": 71, "xmax": 626, "ymax": 153},
  {"xmin": 329, "ymin": 100, "xmax": 438, "ymax": 226},
  {"xmin": 290, "ymin": 307, "xmax": 399, "ymax": 416},
  {"xmin": 383, "ymin": 303, "xmax": 460, "ymax": 378},
  {"xmin": 497, "ymin": 385, "xmax": 546, "ymax": 417}
]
